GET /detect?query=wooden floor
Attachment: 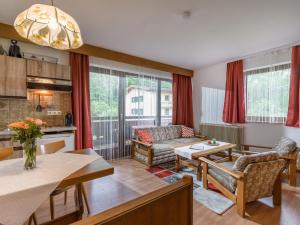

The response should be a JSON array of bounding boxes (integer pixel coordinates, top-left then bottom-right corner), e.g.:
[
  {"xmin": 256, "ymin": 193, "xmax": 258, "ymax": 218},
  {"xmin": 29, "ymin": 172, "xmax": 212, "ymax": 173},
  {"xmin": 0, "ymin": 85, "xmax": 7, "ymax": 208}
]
[{"xmin": 34, "ymin": 159, "xmax": 300, "ymax": 225}]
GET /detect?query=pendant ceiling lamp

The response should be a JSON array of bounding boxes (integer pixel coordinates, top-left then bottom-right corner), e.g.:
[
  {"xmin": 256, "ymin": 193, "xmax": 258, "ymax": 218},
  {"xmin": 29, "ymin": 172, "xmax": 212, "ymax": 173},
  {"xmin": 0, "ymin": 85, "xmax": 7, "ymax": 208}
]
[{"xmin": 14, "ymin": 1, "xmax": 83, "ymax": 50}]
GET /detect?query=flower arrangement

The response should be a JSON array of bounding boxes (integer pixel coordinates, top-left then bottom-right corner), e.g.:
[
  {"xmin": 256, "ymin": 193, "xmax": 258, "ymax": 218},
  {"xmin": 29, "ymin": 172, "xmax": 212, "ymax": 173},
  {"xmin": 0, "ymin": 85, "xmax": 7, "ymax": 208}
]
[{"xmin": 8, "ymin": 117, "xmax": 45, "ymax": 169}]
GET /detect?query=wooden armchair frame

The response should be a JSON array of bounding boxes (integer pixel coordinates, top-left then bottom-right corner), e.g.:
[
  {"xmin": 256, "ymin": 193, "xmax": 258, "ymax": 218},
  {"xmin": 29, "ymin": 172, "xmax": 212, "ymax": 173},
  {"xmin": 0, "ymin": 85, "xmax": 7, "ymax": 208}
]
[
  {"xmin": 131, "ymin": 139, "xmax": 154, "ymax": 166},
  {"xmin": 240, "ymin": 145, "xmax": 298, "ymax": 187},
  {"xmin": 199, "ymin": 157, "xmax": 282, "ymax": 217}
]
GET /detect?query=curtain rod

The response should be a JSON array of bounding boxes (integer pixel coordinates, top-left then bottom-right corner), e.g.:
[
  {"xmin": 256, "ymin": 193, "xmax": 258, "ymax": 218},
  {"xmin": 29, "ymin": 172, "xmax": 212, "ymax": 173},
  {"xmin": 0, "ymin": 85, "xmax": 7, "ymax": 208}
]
[{"xmin": 198, "ymin": 40, "xmax": 300, "ymax": 69}]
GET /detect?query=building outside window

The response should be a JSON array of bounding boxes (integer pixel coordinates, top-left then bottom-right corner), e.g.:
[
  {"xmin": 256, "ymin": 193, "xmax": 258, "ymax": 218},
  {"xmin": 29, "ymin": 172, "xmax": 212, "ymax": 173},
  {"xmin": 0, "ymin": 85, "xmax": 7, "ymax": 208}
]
[
  {"xmin": 164, "ymin": 108, "xmax": 170, "ymax": 116},
  {"xmin": 131, "ymin": 96, "xmax": 143, "ymax": 103},
  {"xmin": 131, "ymin": 108, "xmax": 144, "ymax": 115}
]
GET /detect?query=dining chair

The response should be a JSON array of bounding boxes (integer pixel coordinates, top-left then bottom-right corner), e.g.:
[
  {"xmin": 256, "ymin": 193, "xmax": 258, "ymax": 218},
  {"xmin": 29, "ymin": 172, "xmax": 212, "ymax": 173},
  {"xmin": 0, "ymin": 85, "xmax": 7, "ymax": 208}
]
[
  {"xmin": 37, "ymin": 140, "xmax": 90, "ymax": 220},
  {"xmin": 0, "ymin": 146, "xmax": 13, "ymax": 160}
]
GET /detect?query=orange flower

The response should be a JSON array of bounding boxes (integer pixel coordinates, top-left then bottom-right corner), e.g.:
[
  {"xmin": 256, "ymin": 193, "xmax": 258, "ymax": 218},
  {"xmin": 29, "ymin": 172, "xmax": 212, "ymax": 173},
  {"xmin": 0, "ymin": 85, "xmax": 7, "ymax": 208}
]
[
  {"xmin": 34, "ymin": 119, "xmax": 44, "ymax": 126},
  {"xmin": 25, "ymin": 117, "xmax": 45, "ymax": 126},
  {"xmin": 8, "ymin": 122, "xmax": 29, "ymax": 129},
  {"xmin": 25, "ymin": 117, "xmax": 35, "ymax": 122}
]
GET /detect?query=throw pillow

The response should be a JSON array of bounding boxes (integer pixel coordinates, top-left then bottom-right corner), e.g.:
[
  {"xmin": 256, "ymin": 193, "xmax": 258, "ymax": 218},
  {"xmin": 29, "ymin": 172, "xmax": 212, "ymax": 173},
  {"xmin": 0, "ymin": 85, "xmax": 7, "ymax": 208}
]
[
  {"xmin": 136, "ymin": 129, "xmax": 153, "ymax": 144},
  {"xmin": 181, "ymin": 126, "xmax": 194, "ymax": 138},
  {"xmin": 273, "ymin": 137, "xmax": 296, "ymax": 156}
]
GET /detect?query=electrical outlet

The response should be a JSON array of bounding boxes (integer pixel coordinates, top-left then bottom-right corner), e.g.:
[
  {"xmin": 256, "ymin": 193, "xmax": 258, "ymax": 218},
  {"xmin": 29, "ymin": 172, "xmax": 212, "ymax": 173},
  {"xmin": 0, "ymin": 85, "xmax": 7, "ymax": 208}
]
[{"xmin": 47, "ymin": 110, "xmax": 62, "ymax": 116}]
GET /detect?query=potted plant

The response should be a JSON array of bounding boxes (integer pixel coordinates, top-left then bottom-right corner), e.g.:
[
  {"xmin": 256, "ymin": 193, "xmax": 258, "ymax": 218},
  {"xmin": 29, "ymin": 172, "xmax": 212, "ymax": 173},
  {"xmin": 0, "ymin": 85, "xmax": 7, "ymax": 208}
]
[{"xmin": 8, "ymin": 117, "xmax": 45, "ymax": 169}]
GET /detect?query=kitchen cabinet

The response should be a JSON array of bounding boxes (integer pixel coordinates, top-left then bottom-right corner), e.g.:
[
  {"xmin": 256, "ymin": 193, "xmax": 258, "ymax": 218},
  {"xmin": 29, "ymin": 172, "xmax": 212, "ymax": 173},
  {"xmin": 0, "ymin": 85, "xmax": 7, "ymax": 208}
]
[
  {"xmin": 27, "ymin": 60, "xmax": 71, "ymax": 80},
  {"xmin": 0, "ymin": 55, "xmax": 27, "ymax": 98}
]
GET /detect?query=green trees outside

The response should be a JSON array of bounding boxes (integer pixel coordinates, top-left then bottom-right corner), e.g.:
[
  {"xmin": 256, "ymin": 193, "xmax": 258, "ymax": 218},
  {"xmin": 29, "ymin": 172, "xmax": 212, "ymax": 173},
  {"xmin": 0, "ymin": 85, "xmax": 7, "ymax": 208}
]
[
  {"xmin": 90, "ymin": 72, "xmax": 119, "ymax": 117},
  {"xmin": 90, "ymin": 73, "xmax": 172, "ymax": 117},
  {"xmin": 246, "ymin": 68, "xmax": 290, "ymax": 118}
]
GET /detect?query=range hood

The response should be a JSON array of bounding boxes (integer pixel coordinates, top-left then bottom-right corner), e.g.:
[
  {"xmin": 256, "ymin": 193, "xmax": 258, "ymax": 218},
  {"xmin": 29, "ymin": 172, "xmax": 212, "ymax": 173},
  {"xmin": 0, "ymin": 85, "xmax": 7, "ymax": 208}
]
[{"xmin": 27, "ymin": 77, "xmax": 72, "ymax": 92}]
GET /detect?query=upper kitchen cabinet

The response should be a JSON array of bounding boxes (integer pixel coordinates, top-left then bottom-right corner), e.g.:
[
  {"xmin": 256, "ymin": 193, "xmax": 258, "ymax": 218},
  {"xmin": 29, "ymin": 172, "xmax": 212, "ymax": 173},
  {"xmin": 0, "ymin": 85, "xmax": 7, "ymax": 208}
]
[
  {"xmin": 27, "ymin": 60, "xmax": 71, "ymax": 80},
  {"xmin": 0, "ymin": 55, "xmax": 27, "ymax": 98}
]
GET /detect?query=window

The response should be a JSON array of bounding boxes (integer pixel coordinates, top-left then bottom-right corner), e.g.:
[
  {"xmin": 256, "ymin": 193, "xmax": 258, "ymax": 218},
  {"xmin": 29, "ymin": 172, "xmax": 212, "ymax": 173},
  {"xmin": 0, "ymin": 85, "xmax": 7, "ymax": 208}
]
[
  {"xmin": 164, "ymin": 108, "xmax": 170, "ymax": 116},
  {"xmin": 160, "ymin": 80, "xmax": 172, "ymax": 125},
  {"xmin": 201, "ymin": 87, "xmax": 225, "ymax": 124},
  {"xmin": 131, "ymin": 108, "xmax": 144, "ymax": 115},
  {"xmin": 90, "ymin": 65, "xmax": 173, "ymax": 160},
  {"xmin": 245, "ymin": 64, "xmax": 291, "ymax": 123},
  {"xmin": 131, "ymin": 96, "xmax": 143, "ymax": 103}
]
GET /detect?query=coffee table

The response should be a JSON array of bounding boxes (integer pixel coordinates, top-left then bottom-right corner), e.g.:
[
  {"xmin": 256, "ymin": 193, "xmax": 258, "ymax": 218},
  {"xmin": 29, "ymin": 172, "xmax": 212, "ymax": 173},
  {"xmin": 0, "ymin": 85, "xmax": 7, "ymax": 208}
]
[{"xmin": 174, "ymin": 141, "xmax": 236, "ymax": 180}]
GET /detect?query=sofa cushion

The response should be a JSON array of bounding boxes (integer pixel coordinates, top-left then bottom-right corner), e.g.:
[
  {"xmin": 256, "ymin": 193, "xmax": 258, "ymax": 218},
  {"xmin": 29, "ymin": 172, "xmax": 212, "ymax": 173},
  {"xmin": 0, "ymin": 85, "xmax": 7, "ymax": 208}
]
[
  {"xmin": 152, "ymin": 137, "xmax": 203, "ymax": 155},
  {"xmin": 273, "ymin": 137, "xmax": 296, "ymax": 156},
  {"xmin": 181, "ymin": 126, "xmax": 195, "ymax": 138},
  {"xmin": 135, "ymin": 129, "xmax": 153, "ymax": 144},
  {"xmin": 152, "ymin": 143, "xmax": 174, "ymax": 154},
  {"xmin": 208, "ymin": 161, "xmax": 236, "ymax": 193},
  {"xmin": 163, "ymin": 125, "xmax": 182, "ymax": 140},
  {"xmin": 135, "ymin": 125, "xmax": 182, "ymax": 142},
  {"xmin": 134, "ymin": 151, "xmax": 176, "ymax": 166},
  {"xmin": 233, "ymin": 152, "xmax": 279, "ymax": 172}
]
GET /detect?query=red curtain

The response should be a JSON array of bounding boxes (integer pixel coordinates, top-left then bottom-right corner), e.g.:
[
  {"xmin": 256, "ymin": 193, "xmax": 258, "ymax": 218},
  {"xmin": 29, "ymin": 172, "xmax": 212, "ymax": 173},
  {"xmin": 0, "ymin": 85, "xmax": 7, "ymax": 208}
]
[
  {"xmin": 223, "ymin": 60, "xmax": 245, "ymax": 123},
  {"xmin": 70, "ymin": 52, "xmax": 93, "ymax": 149},
  {"xmin": 172, "ymin": 74, "xmax": 194, "ymax": 128},
  {"xmin": 286, "ymin": 45, "xmax": 300, "ymax": 127}
]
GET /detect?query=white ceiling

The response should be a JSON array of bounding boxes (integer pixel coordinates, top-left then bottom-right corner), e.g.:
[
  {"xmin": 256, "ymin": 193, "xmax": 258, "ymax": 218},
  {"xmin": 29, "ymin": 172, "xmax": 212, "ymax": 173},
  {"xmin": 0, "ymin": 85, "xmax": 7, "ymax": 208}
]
[{"xmin": 0, "ymin": 0, "xmax": 300, "ymax": 69}]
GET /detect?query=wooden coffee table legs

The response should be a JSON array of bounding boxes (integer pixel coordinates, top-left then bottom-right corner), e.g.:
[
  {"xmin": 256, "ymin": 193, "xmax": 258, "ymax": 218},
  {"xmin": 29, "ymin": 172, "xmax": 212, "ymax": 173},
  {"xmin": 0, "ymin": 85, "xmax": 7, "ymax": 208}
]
[
  {"xmin": 175, "ymin": 155, "xmax": 181, "ymax": 172},
  {"xmin": 176, "ymin": 155, "xmax": 203, "ymax": 181},
  {"xmin": 175, "ymin": 147, "xmax": 235, "ymax": 182},
  {"xmin": 197, "ymin": 160, "xmax": 202, "ymax": 181}
]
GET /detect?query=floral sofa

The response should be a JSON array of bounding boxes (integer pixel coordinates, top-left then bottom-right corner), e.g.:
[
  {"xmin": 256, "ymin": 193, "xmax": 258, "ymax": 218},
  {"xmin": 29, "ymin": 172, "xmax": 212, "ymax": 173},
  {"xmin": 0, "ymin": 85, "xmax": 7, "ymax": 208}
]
[{"xmin": 131, "ymin": 125, "xmax": 206, "ymax": 166}]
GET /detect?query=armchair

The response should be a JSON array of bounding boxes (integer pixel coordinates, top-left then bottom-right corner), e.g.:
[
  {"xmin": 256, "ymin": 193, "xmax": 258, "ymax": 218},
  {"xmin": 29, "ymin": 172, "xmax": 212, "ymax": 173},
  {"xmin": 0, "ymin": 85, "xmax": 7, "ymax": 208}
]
[
  {"xmin": 200, "ymin": 152, "xmax": 285, "ymax": 217},
  {"xmin": 240, "ymin": 137, "xmax": 299, "ymax": 186}
]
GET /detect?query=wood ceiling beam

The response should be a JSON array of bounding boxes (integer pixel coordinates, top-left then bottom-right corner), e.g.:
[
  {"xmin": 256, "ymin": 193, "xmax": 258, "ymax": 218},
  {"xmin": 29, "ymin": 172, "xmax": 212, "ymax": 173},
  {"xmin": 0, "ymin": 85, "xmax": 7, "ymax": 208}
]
[{"xmin": 0, "ymin": 22, "xmax": 193, "ymax": 77}]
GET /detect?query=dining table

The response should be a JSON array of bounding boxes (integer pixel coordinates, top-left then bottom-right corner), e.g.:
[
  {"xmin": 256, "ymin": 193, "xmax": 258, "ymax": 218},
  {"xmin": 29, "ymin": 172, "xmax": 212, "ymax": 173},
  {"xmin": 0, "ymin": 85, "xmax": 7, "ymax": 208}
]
[
  {"xmin": 0, "ymin": 148, "xmax": 114, "ymax": 225},
  {"xmin": 43, "ymin": 149, "xmax": 114, "ymax": 225}
]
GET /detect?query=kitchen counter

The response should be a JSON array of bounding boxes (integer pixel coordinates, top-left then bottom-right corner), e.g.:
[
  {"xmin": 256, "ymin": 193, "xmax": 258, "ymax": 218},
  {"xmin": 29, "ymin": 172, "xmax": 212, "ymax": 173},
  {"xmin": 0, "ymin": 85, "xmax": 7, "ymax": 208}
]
[{"xmin": 0, "ymin": 126, "xmax": 76, "ymax": 137}]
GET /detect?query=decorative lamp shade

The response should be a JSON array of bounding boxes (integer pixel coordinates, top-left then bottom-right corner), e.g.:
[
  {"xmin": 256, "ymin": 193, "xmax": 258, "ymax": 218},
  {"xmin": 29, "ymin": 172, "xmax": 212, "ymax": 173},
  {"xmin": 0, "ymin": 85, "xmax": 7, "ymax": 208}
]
[{"xmin": 14, "ymin": 4, "xmax": 83, "ymax": 50}]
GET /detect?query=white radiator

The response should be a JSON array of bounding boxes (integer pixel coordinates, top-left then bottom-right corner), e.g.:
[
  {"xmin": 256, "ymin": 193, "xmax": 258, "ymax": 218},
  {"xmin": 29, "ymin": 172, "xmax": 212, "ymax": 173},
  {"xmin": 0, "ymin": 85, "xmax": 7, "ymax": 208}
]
[{"xmin": 199, "ymin": 123, "xmax": 244, "ymax": 148}]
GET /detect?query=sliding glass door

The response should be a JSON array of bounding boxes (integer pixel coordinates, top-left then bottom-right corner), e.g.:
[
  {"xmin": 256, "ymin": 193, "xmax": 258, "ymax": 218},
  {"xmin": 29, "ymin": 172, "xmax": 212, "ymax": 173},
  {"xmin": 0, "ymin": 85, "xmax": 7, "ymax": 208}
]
[
  {"xmin": 90, "ymin": 67, "xmax": 121, "ymax": 159},
  {"xmin": 90, "ymin": 66, "xmax": 172, "ymax": 160}
]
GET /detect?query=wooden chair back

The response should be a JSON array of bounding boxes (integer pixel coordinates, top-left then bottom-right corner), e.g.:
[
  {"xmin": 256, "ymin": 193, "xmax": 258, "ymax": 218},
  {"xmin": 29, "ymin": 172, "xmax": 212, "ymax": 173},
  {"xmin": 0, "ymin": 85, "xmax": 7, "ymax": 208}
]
[
  {"xmin": 0, "ymin": 146, "xmax": 14, "ymax": 161},
  {"xmin": 71, "ymin": 176, "xmax": 193, "ymax": 225},
  {"xmin": 39, "ymin": 140, "xmax": 66, "ymax": 155}
]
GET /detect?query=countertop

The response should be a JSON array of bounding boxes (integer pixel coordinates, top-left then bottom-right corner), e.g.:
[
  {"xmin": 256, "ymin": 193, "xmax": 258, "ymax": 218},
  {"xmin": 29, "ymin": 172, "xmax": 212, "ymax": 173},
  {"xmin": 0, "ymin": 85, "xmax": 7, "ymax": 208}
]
[{"xmin": 0, "ymin": 126, "xmax": 77, "ymax": 136}]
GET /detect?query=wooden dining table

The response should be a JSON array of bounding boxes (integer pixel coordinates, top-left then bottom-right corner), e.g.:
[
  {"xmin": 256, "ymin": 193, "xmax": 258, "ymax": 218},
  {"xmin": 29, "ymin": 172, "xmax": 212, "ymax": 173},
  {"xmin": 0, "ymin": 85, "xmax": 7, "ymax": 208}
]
[{"xmin": 39, "ymin": 149, "xmax": 114, "ymax": 225}]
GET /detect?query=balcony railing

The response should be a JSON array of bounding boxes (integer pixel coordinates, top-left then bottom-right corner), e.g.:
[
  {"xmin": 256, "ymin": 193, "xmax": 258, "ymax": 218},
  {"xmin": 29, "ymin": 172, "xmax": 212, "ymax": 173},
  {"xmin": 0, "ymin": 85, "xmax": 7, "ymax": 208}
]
[{"xmin": 91, "ymin": 116, "xmax": 172, "ymax": 159}]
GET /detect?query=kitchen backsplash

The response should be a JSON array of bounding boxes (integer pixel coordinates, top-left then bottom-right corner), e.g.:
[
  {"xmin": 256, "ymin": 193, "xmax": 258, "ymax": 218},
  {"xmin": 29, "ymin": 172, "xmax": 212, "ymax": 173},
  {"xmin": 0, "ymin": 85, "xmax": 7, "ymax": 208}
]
[{"xmin": 0, "ymin": 91, "xmax": 71, "ymax": 129}]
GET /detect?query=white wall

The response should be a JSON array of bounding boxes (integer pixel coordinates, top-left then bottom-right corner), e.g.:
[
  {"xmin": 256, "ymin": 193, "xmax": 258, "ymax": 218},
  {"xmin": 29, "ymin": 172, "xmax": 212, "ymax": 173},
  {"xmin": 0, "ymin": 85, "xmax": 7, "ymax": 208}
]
[
  {"xmin": 192, "ymin": 63, "xmax": 300, "ymax": 146},
  {"xmin": 90, "ymin": 57, "xmax": 171, "ymax": 80},
  {"xmin": 192, "ymin": 63, "xmax": 226, "ymax": 130}
]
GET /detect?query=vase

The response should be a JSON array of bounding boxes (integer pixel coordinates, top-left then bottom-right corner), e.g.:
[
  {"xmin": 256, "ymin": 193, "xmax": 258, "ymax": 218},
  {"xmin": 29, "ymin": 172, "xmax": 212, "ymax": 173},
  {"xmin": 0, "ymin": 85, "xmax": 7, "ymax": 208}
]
[{"xmin": 24, "ymin": 138, "xmax": 37, "ymax": 170}]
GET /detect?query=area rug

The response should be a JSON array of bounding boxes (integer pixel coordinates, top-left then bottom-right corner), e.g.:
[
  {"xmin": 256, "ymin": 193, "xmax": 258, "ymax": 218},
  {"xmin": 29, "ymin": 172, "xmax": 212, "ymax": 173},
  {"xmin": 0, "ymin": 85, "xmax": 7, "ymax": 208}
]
[{"xmin": 146, "ymin": 162, "xmax": 234, "ymax": 215}]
